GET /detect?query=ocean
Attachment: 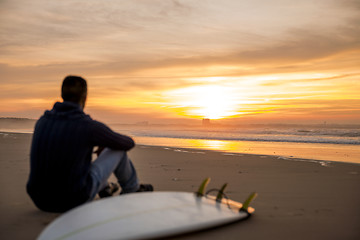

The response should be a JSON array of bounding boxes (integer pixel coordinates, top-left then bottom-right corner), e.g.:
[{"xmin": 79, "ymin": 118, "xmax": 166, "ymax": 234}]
[
  {"xmin": 112, "ymin": 124, "xmax": 360, "ymax": 165},
  {"xmin": 1, "ymin": 123, "xmax": 359, "ymax": 164},
  {"xmin": 114, "ymin": 124, "xmax": 360, "ymax": 145}
]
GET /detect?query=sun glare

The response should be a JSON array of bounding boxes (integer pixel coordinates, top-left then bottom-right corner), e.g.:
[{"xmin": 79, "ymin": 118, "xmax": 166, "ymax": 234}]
[{"xmin": 165, "ymin": 85, "xmax": 239, "ymax": 119}]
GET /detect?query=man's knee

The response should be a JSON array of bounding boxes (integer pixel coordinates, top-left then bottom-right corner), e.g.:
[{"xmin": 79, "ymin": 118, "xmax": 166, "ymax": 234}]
[{"xmin": 98, "ymin": 148, "xmax": 126, "ymax": 161}]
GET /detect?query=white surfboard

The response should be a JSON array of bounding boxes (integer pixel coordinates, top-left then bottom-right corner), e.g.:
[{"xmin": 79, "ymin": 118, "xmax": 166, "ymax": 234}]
[{"xmin": 38, "ymin": 190, "xmax": 256, "ymax": 240}]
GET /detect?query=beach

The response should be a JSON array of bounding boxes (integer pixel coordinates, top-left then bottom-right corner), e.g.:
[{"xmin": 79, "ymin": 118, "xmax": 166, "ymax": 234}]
[{"xmin": 1, "ymin": 132, "xmax": 359, "ymax": 240}]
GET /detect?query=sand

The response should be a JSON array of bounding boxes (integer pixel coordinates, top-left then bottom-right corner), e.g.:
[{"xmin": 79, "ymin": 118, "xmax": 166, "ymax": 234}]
[{"xmin": 0, "ymin": 132, "xmax": 359, "ymax": 240}]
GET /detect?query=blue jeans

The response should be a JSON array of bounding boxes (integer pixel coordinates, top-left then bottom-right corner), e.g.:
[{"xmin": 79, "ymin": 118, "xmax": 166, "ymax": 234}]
[{"xmin": 88, "ymin": 148, "xmax": 139, "ymax": 200}]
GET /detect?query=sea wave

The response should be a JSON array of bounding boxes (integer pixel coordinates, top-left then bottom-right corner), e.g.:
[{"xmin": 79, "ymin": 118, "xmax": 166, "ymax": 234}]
[
  {"xmin": 123, "ymin": 127, "xmax": 360, "ymax": 145},
  {"xmin": 130, "ymin": 132, "xmax": 359, "ymax": 145}
]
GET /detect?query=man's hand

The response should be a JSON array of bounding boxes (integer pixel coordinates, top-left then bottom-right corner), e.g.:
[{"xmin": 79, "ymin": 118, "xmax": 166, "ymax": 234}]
[{"xmin": 94, "ymin": 146, "xmax": 105, "ymax": 157}]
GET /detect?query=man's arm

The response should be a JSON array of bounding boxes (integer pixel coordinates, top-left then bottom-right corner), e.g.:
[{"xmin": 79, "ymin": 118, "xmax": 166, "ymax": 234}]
[{"xmin": 90, "ymin": 120, "xmax": 135, "ymax": 151}]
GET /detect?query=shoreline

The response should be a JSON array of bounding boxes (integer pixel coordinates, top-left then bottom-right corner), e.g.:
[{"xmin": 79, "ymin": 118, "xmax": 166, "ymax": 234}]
[
  {"xmin": 0, "ymin": 132, "xmax": 359, "ymax": 239},
  {"xmin": 138, "ymin": 144, "xmax": 360, "ymax": 167},
  {"xmin": 1, "ymin": 131, "xmax": 360, "ymax": 165}
]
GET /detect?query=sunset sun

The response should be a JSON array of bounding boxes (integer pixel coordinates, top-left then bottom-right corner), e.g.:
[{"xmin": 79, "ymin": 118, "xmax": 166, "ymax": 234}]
[{"xmin": 165, "ymin": 85, "xmax": 239, "ymax": 119}]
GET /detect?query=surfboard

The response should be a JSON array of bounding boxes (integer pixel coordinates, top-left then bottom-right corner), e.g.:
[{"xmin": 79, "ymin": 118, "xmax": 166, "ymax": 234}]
[{"xmin": 38, "ymin": 179, "xmax": 256, "ymax": 240}]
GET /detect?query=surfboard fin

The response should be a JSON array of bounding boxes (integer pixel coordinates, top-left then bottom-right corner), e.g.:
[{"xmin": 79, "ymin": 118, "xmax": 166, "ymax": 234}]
[
  {"xmin": 240, "ymin": 192, "xmax": 257, "ymax": 213},
  {"xmin": 216, "ymin": 183, "xmax": 228, "ymax": 202},
  {"xmin": 196, "ymin": 178, "xmax": 211, "ymax": 197}
]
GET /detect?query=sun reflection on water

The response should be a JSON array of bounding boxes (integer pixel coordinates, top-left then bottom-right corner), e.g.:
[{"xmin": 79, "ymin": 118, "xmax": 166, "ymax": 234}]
[
  {"xmin": 133, "ymin": 137, "xmax": 250, "ymax": 154},
  {"xmin": 133, "ymin": 136, "xmax": 360, "ymax": 164}
]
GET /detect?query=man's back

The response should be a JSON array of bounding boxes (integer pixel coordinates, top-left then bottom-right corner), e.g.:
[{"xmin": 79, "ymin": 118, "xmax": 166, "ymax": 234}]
[{"xmin": 27, "ymin": 101, "xmax": 94, "ymax": 212}]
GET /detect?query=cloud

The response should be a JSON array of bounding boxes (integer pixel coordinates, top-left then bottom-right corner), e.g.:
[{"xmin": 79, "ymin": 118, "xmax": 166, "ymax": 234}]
[
  {"xmin": 259, "ymin": 73, "xmax": 360, "ymax": 87},
  {"xmin": 1, "ymin": 0, "xmax": 358, "ymax": 74},
  {"xmin": 238, "ymin": 32, "xmax": 357, "ymax": 63},
  {"xmin": 0, "ymin": 0, "xmax": 194, "ymax": 58},
  {"xmin": 1, "ymin": 0, "xmax": 359, "ymax": 123}
]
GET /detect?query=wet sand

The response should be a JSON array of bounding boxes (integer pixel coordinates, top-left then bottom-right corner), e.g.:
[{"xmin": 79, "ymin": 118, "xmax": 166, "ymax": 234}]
[{"xmin": 0, "ymin": 132, "xmax": 359, "ymax": 239}]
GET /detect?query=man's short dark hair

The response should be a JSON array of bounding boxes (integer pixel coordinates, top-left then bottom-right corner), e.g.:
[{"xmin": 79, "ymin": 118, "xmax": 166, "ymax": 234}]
[{"xmin": 61, "ymin": 76, "xmax": 87, "ymax": 103}]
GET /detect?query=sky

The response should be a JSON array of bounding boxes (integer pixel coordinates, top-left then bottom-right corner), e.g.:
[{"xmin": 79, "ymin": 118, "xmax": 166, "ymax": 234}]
[{"xmin": 0, "ymin": 0, "xmax": 359, "ymax": 124}]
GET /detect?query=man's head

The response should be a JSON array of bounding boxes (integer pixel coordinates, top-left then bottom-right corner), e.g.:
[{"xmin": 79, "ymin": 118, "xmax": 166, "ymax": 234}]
[{"xmin": 61, "ymin": 76, "xmax": 87, "ymax": 109}]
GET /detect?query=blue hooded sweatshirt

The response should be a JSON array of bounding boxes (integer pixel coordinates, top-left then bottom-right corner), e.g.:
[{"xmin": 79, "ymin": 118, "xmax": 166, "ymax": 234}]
[{"xmin": 27, "ymin": 101, "xmax": 134, "ymax": 212}]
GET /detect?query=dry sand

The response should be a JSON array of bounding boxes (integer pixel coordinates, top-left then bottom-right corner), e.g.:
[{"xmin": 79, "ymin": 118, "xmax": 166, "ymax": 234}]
[{"xmin": 0, "ymin": 132, "xmax": 359, "ymax": 240}]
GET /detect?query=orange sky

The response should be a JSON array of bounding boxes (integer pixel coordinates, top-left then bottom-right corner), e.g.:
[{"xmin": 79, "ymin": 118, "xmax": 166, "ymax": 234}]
[{"xmin": 0, "ymin": 0, "xmax": 359, "ymax": 124}]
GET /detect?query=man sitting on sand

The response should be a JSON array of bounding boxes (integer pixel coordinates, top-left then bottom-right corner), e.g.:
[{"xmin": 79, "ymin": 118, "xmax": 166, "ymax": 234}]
[{"xmin": 27, "ymin": 75, "xmax": 153, "ymax": 213}]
